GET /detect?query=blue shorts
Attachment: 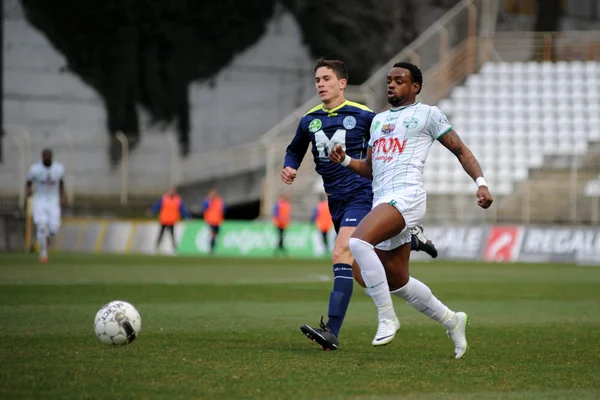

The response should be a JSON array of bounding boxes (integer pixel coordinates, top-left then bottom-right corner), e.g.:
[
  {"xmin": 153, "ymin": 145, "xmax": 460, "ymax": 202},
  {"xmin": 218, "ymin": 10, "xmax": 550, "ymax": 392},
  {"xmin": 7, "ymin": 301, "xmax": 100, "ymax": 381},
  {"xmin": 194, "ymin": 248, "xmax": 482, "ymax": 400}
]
[{"xmin": 328, "ymin": 190, "xmax": 373, "ymax": 233}]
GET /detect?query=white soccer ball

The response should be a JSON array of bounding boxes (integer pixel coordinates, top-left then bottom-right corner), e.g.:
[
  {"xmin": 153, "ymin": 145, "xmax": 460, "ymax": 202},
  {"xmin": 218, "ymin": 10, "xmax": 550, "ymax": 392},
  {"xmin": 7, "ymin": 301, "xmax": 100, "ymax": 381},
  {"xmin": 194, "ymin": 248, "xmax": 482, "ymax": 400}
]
[{"xmin": 94, "ymin": 300, "xmax": 142, "ymax": 345}]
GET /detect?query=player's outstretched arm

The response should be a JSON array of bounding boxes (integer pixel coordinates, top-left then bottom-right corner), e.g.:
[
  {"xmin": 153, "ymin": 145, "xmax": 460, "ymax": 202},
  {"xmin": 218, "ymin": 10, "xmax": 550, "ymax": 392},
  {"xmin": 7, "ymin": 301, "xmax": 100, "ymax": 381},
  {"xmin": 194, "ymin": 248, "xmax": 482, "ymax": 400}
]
[
  {"xmin": 439, "ymin": 130, "xmax": 493, "ymax": 209},
  {"xmin": 25, "ymin": 164, "xmax": 35, "ymax": 200},
  {"xmin": 25, "ymin": 180, "xmax": 32, "ymax": 198},
  {"xmin": 329, "ymin": 144, "xmax": 373, "ymax": 179},
  {"xmin": 281, "ymin": 123, "xmax": 310, "ymax": 185},
  {"xmin": 24, "ymin": 180, "xmax": 32, "ymax": 210}
]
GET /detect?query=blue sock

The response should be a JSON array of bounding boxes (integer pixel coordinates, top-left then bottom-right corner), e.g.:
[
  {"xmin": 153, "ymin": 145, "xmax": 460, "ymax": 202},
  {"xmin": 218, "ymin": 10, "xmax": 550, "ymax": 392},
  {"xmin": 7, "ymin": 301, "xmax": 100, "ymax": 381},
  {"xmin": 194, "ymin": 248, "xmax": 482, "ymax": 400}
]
[
  {"xmin": 410, "ymin": 234, "xmax": 417, "ymax": 251},
  {"xmin": 326, "ymin": 263, "xmax": 354, "ymax": 337}
]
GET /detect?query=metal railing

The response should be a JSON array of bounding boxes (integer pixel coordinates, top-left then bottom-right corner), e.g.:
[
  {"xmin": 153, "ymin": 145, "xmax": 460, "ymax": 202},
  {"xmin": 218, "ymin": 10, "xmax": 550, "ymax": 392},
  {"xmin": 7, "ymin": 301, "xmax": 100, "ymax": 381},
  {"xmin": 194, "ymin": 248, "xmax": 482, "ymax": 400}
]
[
  {"xmin": 359, "ymin": 0, "xmax": 499, "ymax": 111},
  {"xmin": 420, "ymin": 158, "xmax": 600, "ymax": 226},
  {"xmin": 0, "ymin": 127, "xmax": 180, "ymax": 206},
  {"xmin": 487, "ymin": 30, "xmax": 600, "ymax": 62}
]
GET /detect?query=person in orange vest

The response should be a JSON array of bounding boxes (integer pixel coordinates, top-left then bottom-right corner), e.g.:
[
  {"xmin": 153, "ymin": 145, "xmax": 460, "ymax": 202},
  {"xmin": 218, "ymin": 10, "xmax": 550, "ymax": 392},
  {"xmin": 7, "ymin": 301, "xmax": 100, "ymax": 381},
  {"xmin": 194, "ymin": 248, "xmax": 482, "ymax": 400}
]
[
  {"xmin": 272, "ymin": 192, "xmax": 292, "ymax": 255},
  {"xmin": 148, "ymin": 187, "xmax": 191, "ymax": 251},
  {"xmin": 203, "ymin": 188, "xmax": 225, "ymax": 255},
  {"xmin": 311, "ymin": 193, "xmax": 333, "ymax": 252}
]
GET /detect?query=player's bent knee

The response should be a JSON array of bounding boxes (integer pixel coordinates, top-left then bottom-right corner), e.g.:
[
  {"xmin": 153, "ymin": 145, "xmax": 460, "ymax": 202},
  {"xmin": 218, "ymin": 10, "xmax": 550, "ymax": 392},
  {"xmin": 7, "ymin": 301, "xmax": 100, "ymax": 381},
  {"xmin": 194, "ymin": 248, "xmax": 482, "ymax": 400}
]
[
  {"xmin": 349, "ymin": 229, "xmax": 378, "ymax": 247},
  {"xmin": 331, "ymin": 245, "xmax": 352, "ymax": 265},
  {"xmin": 348, "ymin": 237, "xmax": 372, "ymax": 259}
]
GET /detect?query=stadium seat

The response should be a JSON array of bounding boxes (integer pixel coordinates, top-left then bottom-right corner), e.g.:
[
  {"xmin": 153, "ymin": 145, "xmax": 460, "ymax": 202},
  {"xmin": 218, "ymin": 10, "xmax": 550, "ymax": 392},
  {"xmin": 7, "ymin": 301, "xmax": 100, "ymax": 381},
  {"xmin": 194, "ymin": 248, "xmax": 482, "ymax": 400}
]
[
  {"xmin": 440, "ymin": 61, "xmax": 600, "ymax": 197},
  {"xmin": 584, "ymin": 176, "xmax": 600, "ymax": 197},
  {"xmin": 514, "ymin": 167, "xmax": 529, "ymax": 182}
]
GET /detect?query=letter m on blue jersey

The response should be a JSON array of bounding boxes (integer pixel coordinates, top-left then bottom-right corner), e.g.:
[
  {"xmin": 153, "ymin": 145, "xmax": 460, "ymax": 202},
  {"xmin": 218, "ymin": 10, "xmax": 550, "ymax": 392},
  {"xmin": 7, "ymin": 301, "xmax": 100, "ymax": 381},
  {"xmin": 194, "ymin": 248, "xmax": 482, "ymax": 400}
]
[{"xmin": 314, "ymin": 129, "xmax": 347, "ymax": 158}]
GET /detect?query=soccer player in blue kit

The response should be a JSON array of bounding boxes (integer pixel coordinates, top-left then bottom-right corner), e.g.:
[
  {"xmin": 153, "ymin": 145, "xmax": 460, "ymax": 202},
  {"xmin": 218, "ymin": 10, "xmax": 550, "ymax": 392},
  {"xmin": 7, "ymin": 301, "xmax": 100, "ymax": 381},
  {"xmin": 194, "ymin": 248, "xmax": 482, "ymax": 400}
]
[{"xmin": 281, "ymin": 58, "xmax": 438, "ymax": 351}]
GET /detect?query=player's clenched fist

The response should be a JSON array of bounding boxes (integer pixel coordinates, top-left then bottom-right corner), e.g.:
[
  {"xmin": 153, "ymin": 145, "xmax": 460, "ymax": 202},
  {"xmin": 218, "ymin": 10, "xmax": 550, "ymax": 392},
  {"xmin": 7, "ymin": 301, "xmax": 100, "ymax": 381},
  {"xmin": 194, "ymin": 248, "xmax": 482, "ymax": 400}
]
[
  {"xmin": 281, "ymin": 167, "xmax": 297, "ymax": 184},
  {"xmin": 476, "ymin": 186, "xmax": 494, "ymax": 209},
  {"xmin": 328, "ymin": 144, "xmax": 346, "ymax": 164}
]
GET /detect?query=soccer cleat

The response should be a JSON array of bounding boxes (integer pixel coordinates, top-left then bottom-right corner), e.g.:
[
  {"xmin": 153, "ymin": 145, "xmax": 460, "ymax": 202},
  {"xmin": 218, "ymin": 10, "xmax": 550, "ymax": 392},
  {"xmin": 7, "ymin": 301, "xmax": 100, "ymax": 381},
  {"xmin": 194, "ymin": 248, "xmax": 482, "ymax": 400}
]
[
  {"xmin": 40, "ymin": 256, "xmax": 48, "ymax": 263},
  {"xmin": 411, "ymin": 225, "xmax": 438, "ymax": 258},
  {"xmin": 372, "ymin": 317, "xmax": 401, "ymax": 346},
  {"xmin": 447, "ymin": 312, "xmax": 469, "ymax": 359},
  {"xmin": 300, "ymin": 316, "xmax": 339, "ymax": 351}
]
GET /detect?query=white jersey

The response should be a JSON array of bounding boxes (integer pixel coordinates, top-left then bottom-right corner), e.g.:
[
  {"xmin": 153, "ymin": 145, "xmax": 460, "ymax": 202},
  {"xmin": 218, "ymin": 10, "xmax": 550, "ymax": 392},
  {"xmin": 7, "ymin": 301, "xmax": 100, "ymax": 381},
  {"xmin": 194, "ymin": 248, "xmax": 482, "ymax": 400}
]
[
  {"xmin": 28, "ymin": 162, "xmax": 65, "ymax": 205},
  {"xmin": 369, "ymin": 102, "xmax": 451, "ymax": 200}
]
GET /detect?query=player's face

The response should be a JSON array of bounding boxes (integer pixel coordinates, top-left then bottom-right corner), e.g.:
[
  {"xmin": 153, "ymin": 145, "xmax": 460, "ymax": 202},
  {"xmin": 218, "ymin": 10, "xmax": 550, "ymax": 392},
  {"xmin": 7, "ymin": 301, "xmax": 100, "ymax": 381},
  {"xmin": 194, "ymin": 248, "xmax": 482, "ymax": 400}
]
[
  {"xmin": 386, "ymin": 68, "xmax": 419, "ymax": 107},
  {"xmin": 42, "ymin": 150, "xmax": 53, "ymax": 167},
  {"xmin": 314, "ymin": 67, "xmax": 346, "ymax": 105}
]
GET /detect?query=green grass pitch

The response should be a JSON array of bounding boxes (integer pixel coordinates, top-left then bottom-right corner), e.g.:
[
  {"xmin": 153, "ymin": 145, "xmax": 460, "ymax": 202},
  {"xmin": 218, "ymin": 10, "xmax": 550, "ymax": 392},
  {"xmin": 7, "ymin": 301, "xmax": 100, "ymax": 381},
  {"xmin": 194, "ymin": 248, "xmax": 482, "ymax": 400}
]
[{"xmin": 0, "ymin": 253, "xmax": 599, "ymax": 399}]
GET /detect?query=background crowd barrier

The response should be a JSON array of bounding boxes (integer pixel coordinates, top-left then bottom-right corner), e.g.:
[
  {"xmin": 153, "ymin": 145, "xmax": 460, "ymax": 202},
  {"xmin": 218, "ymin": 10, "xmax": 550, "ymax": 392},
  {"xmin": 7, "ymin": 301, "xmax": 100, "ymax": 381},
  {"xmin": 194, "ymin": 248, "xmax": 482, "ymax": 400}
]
[{"xmin": 39, "ymin": 219, "xmax": 600, "ymax": 265}]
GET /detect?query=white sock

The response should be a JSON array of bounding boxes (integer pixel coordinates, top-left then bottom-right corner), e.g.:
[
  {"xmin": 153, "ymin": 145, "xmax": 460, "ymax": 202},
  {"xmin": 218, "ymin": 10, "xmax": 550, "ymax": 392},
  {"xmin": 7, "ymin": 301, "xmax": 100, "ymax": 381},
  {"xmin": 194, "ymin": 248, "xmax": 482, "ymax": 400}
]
[
  {"xmin": 391, "ymin": 277, "xmax": 458, "ymax": 330},
  {"xmin": 37, "ymin": 225, "xmax": 48, "ymax": 257},
  {"xmin": 349, "ymin": 238, "xmax": 396, "ymax": 321}
]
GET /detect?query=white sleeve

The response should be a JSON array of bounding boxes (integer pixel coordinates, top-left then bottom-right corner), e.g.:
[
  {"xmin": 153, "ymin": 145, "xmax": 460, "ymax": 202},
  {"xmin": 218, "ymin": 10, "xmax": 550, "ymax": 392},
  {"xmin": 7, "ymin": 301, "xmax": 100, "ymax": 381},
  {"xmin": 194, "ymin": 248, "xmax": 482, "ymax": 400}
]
[
  {"xmin": 368, "ymin": 118, "xmax": 381, "ymax": 147},
  {"xmin": 428, "ymin": 106, "xmax": 452, "ymax": 140},
  {"xmin": 27, "ymin": 165, "xmax": 37, "ymax": 181}
]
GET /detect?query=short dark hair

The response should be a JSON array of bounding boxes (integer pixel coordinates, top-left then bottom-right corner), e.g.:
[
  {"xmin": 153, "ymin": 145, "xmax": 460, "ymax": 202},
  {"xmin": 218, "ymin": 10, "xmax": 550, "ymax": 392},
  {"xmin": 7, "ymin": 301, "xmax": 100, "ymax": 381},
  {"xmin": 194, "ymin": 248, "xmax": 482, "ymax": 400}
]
[
  {"xmin": 314, "ymin": 58, "xmax": 348, "ymax": 81},
  {"xmin": 392, "ymin": 62, "xmax": 423, "ymax": 94}
]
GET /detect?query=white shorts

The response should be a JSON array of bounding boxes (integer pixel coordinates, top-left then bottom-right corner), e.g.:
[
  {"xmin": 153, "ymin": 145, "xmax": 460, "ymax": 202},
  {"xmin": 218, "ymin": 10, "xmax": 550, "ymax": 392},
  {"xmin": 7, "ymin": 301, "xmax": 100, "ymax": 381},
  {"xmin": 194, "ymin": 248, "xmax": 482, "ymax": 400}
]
[
  {"xmin": 373, "ymin": 192, "xmax": 426, "ymax": 251},
  {"xmin": 32, "ymin": 201, "xmax": 61, "ymax": 234}
]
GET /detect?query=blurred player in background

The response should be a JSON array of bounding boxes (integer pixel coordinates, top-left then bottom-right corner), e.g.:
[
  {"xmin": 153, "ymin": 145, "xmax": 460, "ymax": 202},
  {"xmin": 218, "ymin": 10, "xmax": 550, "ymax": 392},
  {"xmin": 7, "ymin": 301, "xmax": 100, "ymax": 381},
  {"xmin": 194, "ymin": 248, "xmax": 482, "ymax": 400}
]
[
  {"xmin": 311, "ymin": 193, "xmax": 333, "ymax": 252},
  {"xmin": 148, "ymin": 187, "xmax": 190, "ymax": 252},
  {"xmin": 329, "ymin": 62, "xmax": 493, "ymax": 358},
  {"xmin": 203, "ymin": 188, "xmax": 225, "ymax": 255},
  {"xmin": 25, "ymin": 148, "xmax": 66, "ymax": 263},
  {"xmin": 272, "ymin": 192, "xmax": 292, "ymax": 256},
  {"xmin": 282, "ymin": 58, "xmax": 437, "ymax": 351}
]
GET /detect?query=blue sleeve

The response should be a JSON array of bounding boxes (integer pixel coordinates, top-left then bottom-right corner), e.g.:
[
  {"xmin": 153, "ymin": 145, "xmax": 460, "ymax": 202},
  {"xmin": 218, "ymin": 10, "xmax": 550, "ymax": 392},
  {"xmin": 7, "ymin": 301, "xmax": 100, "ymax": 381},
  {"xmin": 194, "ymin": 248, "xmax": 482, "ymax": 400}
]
[
  {"xmin": 273, "ymin": 202, "xmax": 280, "ymax": 218},
  {"xmin": 149, "ymin": 199, "xmax": 162, "ymax": 214},
  {"xmin": 202, "ymin": 199, "xmax": 210, "ymax": 211},
  {"xmin": 179, "ymin": 201, "xmax": 191, "ymax": 219},
  {"xmin": 221, "ymin": 202, "xmax": 226, "ymax": 214},
  {"xmin": 284, "ymin": 120, "xmax": 310, "ymax": 169},
  {"xmin": 363, "ymin": 111, "xmax": 376, "ymax": 142},
  {"xmin": 311, "ymin": 207, "xmax": 317, "ymax": 223}
]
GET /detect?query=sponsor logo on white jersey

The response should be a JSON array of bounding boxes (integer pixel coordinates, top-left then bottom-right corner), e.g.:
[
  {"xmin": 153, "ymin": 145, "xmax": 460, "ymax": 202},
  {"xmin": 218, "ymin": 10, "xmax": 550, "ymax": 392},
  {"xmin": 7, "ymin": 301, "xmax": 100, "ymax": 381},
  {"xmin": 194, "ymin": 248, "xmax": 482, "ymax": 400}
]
[{"xmin": 372, "ymin": 137, "xmax": 407, "ymax": 162}]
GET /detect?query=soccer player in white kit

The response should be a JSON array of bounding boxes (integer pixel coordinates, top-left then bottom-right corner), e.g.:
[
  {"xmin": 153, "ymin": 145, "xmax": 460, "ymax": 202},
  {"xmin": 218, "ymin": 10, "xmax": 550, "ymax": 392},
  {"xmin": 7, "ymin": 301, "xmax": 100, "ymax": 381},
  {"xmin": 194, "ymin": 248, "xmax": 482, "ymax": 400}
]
[
  {"xmin": 329, "ymin": 62, "xmax": 494, "ymax": 358},
  {"xmin": 25, "ymin": 148, "xmax": 67, "ymax": 263}
]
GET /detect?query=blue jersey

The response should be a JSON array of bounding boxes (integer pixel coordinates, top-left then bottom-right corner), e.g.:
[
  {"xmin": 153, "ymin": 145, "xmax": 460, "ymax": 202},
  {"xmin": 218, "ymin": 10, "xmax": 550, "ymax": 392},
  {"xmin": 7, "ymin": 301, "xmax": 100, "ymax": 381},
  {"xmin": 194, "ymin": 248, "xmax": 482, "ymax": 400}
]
[{"xmin": 284, "ymin": 100, "xmax": 375, "ymax": 199}]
